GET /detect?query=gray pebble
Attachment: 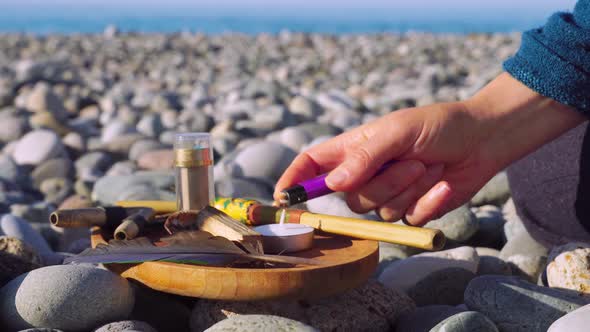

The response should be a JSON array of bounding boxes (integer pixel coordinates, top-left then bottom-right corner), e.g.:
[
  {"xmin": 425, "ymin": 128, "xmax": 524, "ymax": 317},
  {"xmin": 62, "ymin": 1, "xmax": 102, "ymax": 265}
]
[
  {"xmin": 396, "ymin": 305, "xmax": 467, "ymax": 332},
  {"xmin": 128, "ymin": 139, "xmax": 167, "ymax": 161},
  {"xmin": 136, "ymin": 113, "xmax": 164, "ymax": 138},
  {"xmin": 231, "ymin": 141, "xmax": 297, "ymax": 182},
  {"xmin": 31, "ymin": 158, "xmax": 74, "ymax": 189},
  {"xmin": 379, "ymin": 246, "xmax": 479, "ymax": 293},
  {"xmin": 101, "ymin": 133, "xmax": 145, "ymax": 155},
  {"xmin": 408, "ymin": 267, "xmax": 476, "ymax": 306},
  {"xmin": 477, "ymin": 255, "xmax": 512, "ymax": 276},
  {"xmin": 468, "ymin": 205, "xmax": 505, "ymax": 248},
  {"xmin": 506, "ymin": 254, "xmax": 546, "ymax": 283},
  {"xmin": 0, "ymin": 214, "xmax": 53, "ymax": 260},
  {"xmin": 93, "ymin": 320, "xmax": 157, "ymax": 332},
  {"xmin": 465, "ymin": 275, "xmax": 590, "ymax": 332},
  {"xmin": 470, "ymin": 172, "xmax": 510, "ymax": 206},
  {"xmin": 92, "ymin": 171, "xmax": 174, "ymax": 205},
  {"xmin": 278, "ymin": 127, "xmax": 313, "ymax": 152},
  {"xmin": 500, "ymin": 232, "xmax": 548, "ymax": 282},
  {"xmin": 306, "ymin": 193, "xmax": 374, "ymax": 220},
  {"xmin": 75, "ymin": 152, "xmax": 114, "ymax": 180},
  {"xmin": 40, "ymin": 177, "xmax": 73, "ymax": 205},
  {"xmin": 0, "ymin": 265, "xmax": 134, "ymax": 331},
  {"xmin": 376, "ymin": 242, "xmax": 415, "ymax": 277},
  {"xmin": 235, "ymin": 105, "xmax": 293, "ymax": 136},
  {"xmin": 62, "ymin": 132, "xmax": 86, "ymax": 154},
  {"xmin": 215, "ymin": 177, "xmax": 273, "ymax": 201},
  {"xmin": 10, "ymin": 203, "xmax": 53, "ymax": 223},
  {"xmin": 0, "ymin": 236, "xmax": 41, "ymax": 287},
  {"xmin": 502, "ymin": 198, "xmax": 527, "ymax": 241},
  {"xmin": 425, "ymin": 205, "xmax": 479, "ymax": 243},
  {"xmin": 130, "ymin": 284, "xmax": 190, "ymax": 332},
  {"xmin": 548, "ymin": 303, "xmax": 590, "ymax": 332},
  {"xmin": 0, "ymin": 113, "xmax": 28, "ymax": 143},
  {"xmin": 101, "ymin": 120, "xmax": 135, "ymax": 144},
  {"xmin": 0, "ymin": 154, "xmax": 28, "ymax": 187},
  {"xmin": 475, "ymin": 247, "xmax": 501, "ymax": 257},
  {"xmin": 25, "ymin": 82, "xmax": 68, "ymax": 121},
  {"xmin": 205, "ymin": 315, "xmax": 317, "ymax": 332},
  {"xmin": 12, "ymin": 130, "xmax": 65, "ymax": 166},
  {"xmin": 176, "ymin": 108, "xmax": 212, "ymax": 132},
  {"xmin": 288, "ymin": 96, "xmax": 322, "ymax": 120},
  {"xmin": 500, "ymin": 232, "xmax": 548, "ymax": 260},
  {"xmin": 106, "ymin": 161, "xmax": 138, "ymax": 177},
  {"xmin": 430, "ymin": 311, "xmax": 498, "ymax": 332}
]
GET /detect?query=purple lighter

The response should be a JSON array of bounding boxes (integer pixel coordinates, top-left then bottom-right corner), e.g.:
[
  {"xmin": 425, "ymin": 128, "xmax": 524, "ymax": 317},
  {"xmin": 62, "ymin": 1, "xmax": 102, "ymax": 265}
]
[{"xmin": 277, "ymin": 160, "xmax": 396, "ymax": 206}]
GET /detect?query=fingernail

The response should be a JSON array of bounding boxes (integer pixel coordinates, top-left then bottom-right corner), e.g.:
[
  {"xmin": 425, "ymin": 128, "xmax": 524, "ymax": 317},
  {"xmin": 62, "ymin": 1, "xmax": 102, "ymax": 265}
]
[
  {"xmin": 430, "ymin": 182, "xmax": 451, "ymax": 199},
  {"xmin": 401, "ymin": 216, "xmax": 412, "ymax": 226},
  {"xmin": 378, "ymin": 207, "xmax": 394, "ymax": 221},
  {"xmin": 326, "ymin": 168, "xmax": 348, "ymax": 187}
]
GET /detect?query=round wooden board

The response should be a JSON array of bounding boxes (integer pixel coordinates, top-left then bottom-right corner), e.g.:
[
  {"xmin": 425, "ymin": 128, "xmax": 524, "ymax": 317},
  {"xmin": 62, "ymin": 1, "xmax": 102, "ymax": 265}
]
[{"xmin": 91, "ymin": 227, "xmax": 378, "ymax": 301}]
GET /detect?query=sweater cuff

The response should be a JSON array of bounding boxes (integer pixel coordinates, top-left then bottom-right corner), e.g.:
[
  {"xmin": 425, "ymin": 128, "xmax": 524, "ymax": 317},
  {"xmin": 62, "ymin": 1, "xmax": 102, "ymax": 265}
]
[{"xmin": 503, "ymin": 29, "xmax": 590, "ymax": 116}]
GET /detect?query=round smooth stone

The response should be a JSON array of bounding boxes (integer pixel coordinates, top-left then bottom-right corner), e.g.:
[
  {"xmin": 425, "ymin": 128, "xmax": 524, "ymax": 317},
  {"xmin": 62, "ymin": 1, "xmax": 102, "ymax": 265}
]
[{"xmin": 0, "ymin": 265, "xmax": 134, "ymax": 331}]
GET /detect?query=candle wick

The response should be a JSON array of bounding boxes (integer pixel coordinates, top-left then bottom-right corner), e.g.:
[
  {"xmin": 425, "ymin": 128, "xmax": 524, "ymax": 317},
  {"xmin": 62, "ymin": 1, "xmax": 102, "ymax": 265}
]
[{"xmin": 279, "ymin": 209, "xmax": 286, "ymax": 225}]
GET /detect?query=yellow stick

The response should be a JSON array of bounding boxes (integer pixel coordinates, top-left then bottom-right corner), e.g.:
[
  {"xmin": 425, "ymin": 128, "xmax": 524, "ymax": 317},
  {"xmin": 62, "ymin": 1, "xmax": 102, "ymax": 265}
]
[
  {"xmin": 299, "ymin": 212, "xmax": 445, "ymax": 251},
  {"xmin": 115, "ymin": 200, "xmax": 177, "ymax": 213}
]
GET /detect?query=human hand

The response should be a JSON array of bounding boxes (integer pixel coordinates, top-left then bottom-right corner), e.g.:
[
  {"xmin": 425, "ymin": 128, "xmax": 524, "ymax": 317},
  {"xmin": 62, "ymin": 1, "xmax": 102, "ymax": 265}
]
[{"xmin": 275, "ymin": 73, "xmax": 584, "ymax": 226}]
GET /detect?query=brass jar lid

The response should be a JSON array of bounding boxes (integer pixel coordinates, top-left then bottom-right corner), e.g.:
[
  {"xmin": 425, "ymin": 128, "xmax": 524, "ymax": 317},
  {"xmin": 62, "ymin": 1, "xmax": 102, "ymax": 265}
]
[{"xmin": 174, "ymin": 148, "xmax": 213, "ymax": 167}]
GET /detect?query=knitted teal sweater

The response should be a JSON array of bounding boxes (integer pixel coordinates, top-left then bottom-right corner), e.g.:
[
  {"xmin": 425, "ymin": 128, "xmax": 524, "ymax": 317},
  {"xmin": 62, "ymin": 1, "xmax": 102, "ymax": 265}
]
[{"xmin": 504, "ymin": 0, "xmax": 590, "ymax": 114}]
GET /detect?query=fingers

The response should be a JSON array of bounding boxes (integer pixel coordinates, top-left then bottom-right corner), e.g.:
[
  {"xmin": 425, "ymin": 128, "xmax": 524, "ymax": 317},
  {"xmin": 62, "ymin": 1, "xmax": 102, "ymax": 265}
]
[
  {"xmin": 376, "ymin": 164, "xmax": 445, "ymax": 222},
  {"xmin": 404, "ymin": 181, "xmax": 453, "ymax": 226},
  {"xmin": 346, "ymin": 160, "xmax": 426, "ymax": 213},
  {"xmin": 325, "ymin": 117, "xmax": 419, "ymax": 192},
  {"xmin": 273, "ymin": 136, "xmax": 348, "ymax": 200},
  {"xmin": 275, "ymin": 109, "xmax": 421, "ymax": 198}
]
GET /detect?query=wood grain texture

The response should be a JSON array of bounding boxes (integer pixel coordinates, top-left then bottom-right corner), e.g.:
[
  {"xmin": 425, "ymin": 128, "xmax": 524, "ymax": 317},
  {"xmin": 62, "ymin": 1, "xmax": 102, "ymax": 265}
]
[{"xmin": 91, "ymin": 227, "xmax": 378, "ymax": 301}]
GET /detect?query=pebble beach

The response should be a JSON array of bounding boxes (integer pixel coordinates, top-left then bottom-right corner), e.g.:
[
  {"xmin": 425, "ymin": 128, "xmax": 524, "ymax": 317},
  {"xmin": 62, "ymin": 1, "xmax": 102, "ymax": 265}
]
[{"xmin": 0, "ymin": 29, "xmax": 589, "ymax": 331}]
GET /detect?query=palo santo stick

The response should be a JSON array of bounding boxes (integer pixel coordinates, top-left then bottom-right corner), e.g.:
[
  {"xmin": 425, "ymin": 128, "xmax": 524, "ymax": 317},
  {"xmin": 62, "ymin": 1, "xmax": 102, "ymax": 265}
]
[
  {"xmin": 113, "ymin": 208, "xmax": 156, "ymax": 240},
  {"xmin": 195, "ymin": 206, "xmax": 264, "ymax": 255},
  {"xmin": 115, "ymin": 200, "xmax": 177, "ymax": 214},
  {"xmin": 298, "ymin": 212, "xmax": 445, "ymax": 251},
  {"xmin": 249, "ymin": 205, "xmax": 444, "ymax": 250}
]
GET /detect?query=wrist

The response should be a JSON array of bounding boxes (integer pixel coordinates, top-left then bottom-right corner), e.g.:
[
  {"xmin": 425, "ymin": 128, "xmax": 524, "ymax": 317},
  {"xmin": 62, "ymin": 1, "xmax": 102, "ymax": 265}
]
[{"xmin": 463, "ymin": 72, "xmax": 586, "ymax": 169}]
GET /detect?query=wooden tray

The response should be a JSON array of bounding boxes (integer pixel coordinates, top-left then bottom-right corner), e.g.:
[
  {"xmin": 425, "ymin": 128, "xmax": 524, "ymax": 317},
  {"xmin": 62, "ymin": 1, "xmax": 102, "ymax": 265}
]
[{"xmin": 91, "ymin": 227, "xmax": 378, "ymax": 301}]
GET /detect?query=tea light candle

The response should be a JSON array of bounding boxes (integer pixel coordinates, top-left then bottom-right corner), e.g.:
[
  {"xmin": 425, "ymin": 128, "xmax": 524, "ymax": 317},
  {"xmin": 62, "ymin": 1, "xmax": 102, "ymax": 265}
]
[{"xmin": 253, "ymin": 223, "xmax": 314, "ymax": 253}]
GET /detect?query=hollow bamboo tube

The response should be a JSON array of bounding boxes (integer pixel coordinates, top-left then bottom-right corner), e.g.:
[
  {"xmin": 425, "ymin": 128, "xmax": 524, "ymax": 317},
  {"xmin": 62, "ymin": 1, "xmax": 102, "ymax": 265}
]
[
  {"xmin": 50, "ymin": 208, "xmax": 108, "ymax": 228},
  {"xmin": 50, "ymin": 207, "xmax": 134, "ymax": 228},
  {"xmin": 298, "ymin": 212, "xmax": 445, "ymax": 250},
  {"xmin": 113, "ymin": 208, "xmax": 156, "ymax": 240}
]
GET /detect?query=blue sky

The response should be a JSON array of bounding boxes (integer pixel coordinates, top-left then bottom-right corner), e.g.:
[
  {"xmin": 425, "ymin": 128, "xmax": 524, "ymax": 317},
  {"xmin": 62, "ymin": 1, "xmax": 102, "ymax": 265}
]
[
  {"xmin": 0, "ymin": 0, "xmax": 579, "ymax": 33},
  {"xmin": 1, "ymin": 0, "xmax": 578, "ymax": 13}
]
